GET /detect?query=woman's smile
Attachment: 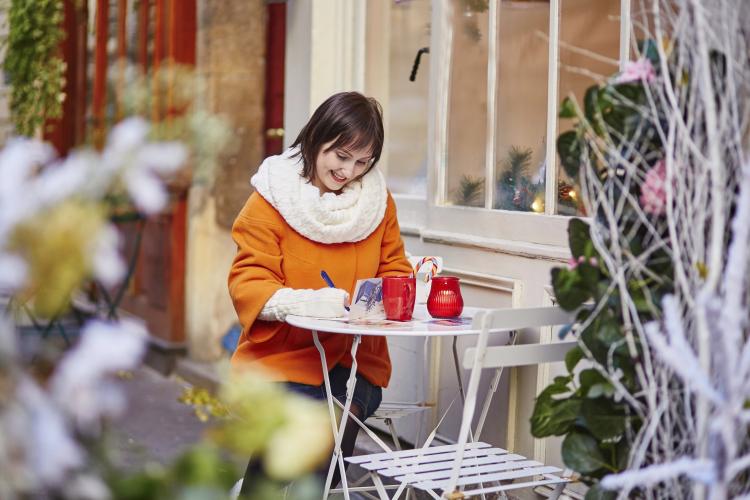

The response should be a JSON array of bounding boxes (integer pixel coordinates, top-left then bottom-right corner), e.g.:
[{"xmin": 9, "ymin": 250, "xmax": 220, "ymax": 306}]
[{"xmin": 330, "ymin": 170, "xmax": 348, "ymax": 183}]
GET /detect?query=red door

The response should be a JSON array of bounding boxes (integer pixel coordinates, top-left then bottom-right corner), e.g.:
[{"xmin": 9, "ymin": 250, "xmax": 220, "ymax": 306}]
[
  {"xmin": 264, "ymin": 2, "xmax": 286, "ymax": 156},
  {"xmin": 81, "ymin": 0, "xmax": 196, "ymax": 347}
]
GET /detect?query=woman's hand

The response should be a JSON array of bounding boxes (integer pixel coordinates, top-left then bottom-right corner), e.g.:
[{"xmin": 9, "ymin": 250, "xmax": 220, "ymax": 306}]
[
  {"xmin": 258, "ymin": 287, "xmax": 349, "ymax": 321},
  {"xmin": 302, "ymin": 288, "xmax": 349, "ymax": 318}
]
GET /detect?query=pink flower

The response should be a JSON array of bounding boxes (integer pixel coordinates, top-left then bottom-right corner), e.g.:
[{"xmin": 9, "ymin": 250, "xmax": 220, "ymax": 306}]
[
  {"xmin": 615, "ymin": 58, "xmax": 656, "ymax": 85},
  {"xmin": 568, "ymin": 255, "xmax": 599, "ymax": 270},
  {"xmin": 640, "ymin": 160, "xmax": 668, "ymax": 216}
]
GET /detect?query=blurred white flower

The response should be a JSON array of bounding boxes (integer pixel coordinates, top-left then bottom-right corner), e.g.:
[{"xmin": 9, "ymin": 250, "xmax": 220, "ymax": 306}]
[
  {"xmin": 62, "ymin": 473, "xmax": 112, "ymax": 500},
  {"xmin": 0, "ymin": 139, "xmax": 56, "ymax": 241},
  {"xmin": 0, "ymin": 315, "xmax": 17, "ymax": 359},
  {"xmin": 0, "ymin": 138, "xmax": 56, "ymax": 200},
  {"xmin": 89, "ymin": 224, "xmax": 125, "ymax": 287},
  {"xmin": 51, "ymin": 318, "xmax": 147, "ymax": 429},
  {"xmin": 0, "ymin": 253, "xmax": 27, "ymax": 292},
  {"xmin": 15, "ymin": 377, "xmax": 85, "ymax": 487},
  {"xmin": 122, "ymin": 166, "xmax": 170, "ymax": 215},
  {"xmin": 32, "ymin": 155, "xmax": 91, "ymax": 207},
  {"xmin": 102, "ymin": 118, "xmax": 188, "ymax": 215}
]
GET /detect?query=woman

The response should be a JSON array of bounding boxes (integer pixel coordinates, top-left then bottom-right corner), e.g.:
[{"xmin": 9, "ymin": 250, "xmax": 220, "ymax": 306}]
[{"xmin": 228, "ymin": 91, "xmax": 412, "ymax": 493}]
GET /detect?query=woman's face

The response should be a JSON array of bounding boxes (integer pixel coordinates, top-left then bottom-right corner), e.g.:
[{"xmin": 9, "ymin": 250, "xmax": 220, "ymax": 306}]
[{"xmin": 312, "ymin": 140, "xmax": 373, "ymax": 194}]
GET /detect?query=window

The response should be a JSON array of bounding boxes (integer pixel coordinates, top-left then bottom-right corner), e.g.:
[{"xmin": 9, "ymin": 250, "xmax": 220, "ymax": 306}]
[
  {"xmin": 557, "ymin": 0, "xmax": 621, "ymax": 215},
  {"xmin": 436, "ymin": 0, "xmax": 626, "ymax": 221},
  {"xmin": 366, "ymin": 0, "xmax": 432, "ymax": 197}
]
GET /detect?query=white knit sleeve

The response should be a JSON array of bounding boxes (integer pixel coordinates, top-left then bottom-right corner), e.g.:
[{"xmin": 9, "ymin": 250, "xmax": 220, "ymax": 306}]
[{"xmin": 258, "ymin": 287, "xmax": 349, "ymax": 322}]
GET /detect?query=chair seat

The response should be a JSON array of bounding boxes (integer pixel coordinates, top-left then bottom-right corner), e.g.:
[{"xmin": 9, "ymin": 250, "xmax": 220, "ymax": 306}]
[
  {"xmin": 346, "ymin": 441, "xmax": 569, "ymax": 496},
  {"xmin": 371, "ymin": 401, "xmax": 431, "ymax": 420}
]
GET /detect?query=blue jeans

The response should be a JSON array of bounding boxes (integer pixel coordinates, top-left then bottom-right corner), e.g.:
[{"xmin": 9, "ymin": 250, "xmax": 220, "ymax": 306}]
[{"xmin": 285, "ymin": 365, "xmax": 383, "ymax": 420}]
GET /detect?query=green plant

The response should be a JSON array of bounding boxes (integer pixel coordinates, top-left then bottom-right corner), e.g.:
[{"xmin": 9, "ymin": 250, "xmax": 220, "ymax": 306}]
[
  {"xmin": 4, "ymin": 0, "xmax": 67, "ymax": 136},
  {"xmin": 531, "ymin": 46, "xmax": 675, "ymax": 498},
  {"xmin": 453, "ymin": 174, "xmax": 485, "ymax": 207},
  {"xmin": 494, "ymin": 146, "xmax": 544, "ymax": 211}
]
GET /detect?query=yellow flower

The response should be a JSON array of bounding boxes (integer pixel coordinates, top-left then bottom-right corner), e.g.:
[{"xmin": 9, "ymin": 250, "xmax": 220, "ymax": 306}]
[
  {"xmin": 207, "ymin": 371, "xmax": 333, "ymax": 480},
  {"xmin": 9, "ymin": 201, "xmax": 106, "ymax": 317},
  {"xmin": 263, "ymin": 394, "xmax": 333, "ymax": 480},
  {"xmin": 696, "ymin": 262, "xmax": 708, "ymax": 280}
]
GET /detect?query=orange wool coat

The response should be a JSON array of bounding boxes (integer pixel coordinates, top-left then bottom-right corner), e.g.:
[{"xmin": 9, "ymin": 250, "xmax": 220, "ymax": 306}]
[{"xmin": 228, "ymin": 191, "xmax": 412, "ymax": 388}]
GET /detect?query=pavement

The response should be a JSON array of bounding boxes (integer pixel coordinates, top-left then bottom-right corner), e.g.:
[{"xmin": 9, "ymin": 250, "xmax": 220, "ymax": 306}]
[
  {"xmin": 109, "ymin": 356, "xmax": 401, "ymax": 499},
  {"xmin": 110, "ymin": 364, "xmax": 214, "ymax": 472}
]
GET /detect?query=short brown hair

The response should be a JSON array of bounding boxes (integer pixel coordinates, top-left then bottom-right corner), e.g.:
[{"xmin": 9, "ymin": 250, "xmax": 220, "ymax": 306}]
[{"xmin": 291, "ymin": 92, "xmax": 384, "ymax": 181}]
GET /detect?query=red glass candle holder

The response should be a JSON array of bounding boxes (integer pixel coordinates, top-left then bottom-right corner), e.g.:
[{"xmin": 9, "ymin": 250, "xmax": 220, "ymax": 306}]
[{"xmin": 427, "ymin": 276, "xmax": 464, "ymax": 318}]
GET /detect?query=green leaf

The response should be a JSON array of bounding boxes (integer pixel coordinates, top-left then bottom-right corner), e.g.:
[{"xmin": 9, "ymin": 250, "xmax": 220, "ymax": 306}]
[
  {"xmin": 585, "ymin": 484, "xmax": 618, "ymax": 500},
  {"xmin": 557, "ymin": 130, "xmax": 583, "ymax": 179},
  {"xmin": 559, "ymin": 96, "xmax": 577, "ymax": 118},
  {"xmin": 565, "ymin": 345, "xmax": 584, "ymax": 372},
  {"xmin": 594, "ymin": 315, "xmax": 624, "ymax": 345},
  {"xmin": 531, "ymin": 397, "xmax": 582, "ymax": 438},
  {"xmin": 580, "ymin": 326, "xmax": 609, "ymax": 366},
  {"xmin": 615, "ymin": 436, "xmax": 632, "ymax": 471},
  {"xmin": 562, "ymin": 432, "xmax": 608, "ymax": 474},
  {"xmin": 530, "ymin": 375, "xmax": 580, "ymax": 438},
  {"xmin": 580, "ymin": 398, "xmax": 626, "ymax": 440},
  {"xmin": 552, "ymin": 267, "xmax": 591, "ymax": 311},
  {"xmin": 578, "ymin": 369, "xmax": 608, "ymax": 391},
  {"xmin": 568, "ymin": 218, "xmax": 591, "ymax": 258},
  {"xmin": 584, "ymin": 86, "xmax": 604, "ymax": 135}
]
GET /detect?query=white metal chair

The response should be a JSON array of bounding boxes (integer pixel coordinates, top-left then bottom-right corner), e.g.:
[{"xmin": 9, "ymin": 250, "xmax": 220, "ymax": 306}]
[{"xmin": 347, "ymin": 306, "xmax": 578, "ymax": 499}]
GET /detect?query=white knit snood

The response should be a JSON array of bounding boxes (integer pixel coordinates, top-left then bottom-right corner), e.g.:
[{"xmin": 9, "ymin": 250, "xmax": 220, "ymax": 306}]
[{"xmin": 250, "ymin": 148, "xmax": 387, "ymax": 244}]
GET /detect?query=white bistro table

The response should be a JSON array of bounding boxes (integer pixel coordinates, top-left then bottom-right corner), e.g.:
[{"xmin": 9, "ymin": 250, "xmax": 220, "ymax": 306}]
[{"xmin": 286, "ymin": 305, "xmax": 514, "ymax": 499}]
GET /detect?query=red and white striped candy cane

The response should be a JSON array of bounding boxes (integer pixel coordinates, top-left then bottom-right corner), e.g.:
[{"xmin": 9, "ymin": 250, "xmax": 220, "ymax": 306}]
[{"xmin": 414, "ymin": 256, "xmax": 439, "ymax": 283}]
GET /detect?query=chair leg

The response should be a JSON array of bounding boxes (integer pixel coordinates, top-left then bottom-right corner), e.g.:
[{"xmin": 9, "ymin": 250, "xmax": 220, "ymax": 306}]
[
  {"xmin": 370, "ymin": 472, "xmax": 391, "ymax": 500},
  {"xmin": 385, "ymin": 418, "xmax": 402, "ymax": 451},
  {"xmin": 384, "ymin": 418, "xmax": 418, "ymax": 500},
  {"xmin": 550, "ymin": 482, "xmax": 566, "ymax": 499}
]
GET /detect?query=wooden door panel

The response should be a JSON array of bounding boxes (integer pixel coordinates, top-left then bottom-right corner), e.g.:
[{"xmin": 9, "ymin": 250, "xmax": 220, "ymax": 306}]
[{"xmin": 96, "ymin": 0, "xmax": 195, "ymax": 345}]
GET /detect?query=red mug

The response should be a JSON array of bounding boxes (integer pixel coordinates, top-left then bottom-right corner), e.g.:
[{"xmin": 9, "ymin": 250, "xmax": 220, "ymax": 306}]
[
  {"xmin": 382, "ymin": 276, "xmax": 416, "ymax": 321},
  {"xmin": 427, "ymin": 276, "xmax": 464, "ymax": 318}
]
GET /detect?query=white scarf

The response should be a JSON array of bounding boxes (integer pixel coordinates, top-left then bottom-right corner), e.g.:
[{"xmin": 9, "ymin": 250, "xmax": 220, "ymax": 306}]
[{"xmin": 250, "ymin": 148, "xmax": 387, "ymax": 244}]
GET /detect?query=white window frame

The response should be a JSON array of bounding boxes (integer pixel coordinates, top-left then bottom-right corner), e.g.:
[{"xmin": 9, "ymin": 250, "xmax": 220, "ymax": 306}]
[{"xmin": 394, "ymin": 0, "xmax": 631, "ymax": 250}]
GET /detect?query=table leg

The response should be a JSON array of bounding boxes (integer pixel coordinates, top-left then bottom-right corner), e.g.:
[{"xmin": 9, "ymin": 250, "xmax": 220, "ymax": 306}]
[
  {"xmin": 312, "ymin": 331, "xmax": 362, "ymax": 499},
  {"xmin": 452, "ymin": 335, "xmax": 465, "ymax": 403}
]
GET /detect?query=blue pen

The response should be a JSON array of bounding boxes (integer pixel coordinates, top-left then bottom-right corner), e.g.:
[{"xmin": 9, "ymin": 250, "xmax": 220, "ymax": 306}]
[{"xmin": 320, "ymin": 270, "xmax": 350, "ymax": 311}]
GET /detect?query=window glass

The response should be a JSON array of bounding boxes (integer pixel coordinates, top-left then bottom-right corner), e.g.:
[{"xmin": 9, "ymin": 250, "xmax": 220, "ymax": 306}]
[
  {"xmin": 386, "ymin": 0, "xmax": 431, "ymax": 196},
  {"xmin": 444, "ymin": 0, "xmax": 490, "ymax": 207},
  {"xmin": 493, "ymin": 2, "xmax": 549, "ymax": 213},
  {"xmin": 556, "ymin": 0, "xmax": 621, "ymax": 215}
]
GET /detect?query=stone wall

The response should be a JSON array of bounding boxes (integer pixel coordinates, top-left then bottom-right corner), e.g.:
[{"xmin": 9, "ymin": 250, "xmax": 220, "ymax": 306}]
[
  {"xmin": 184, "ymin": 0, "xmax": 267, "ymax": 361},
  {"xmin": 202, "ymin": 0, "xmax": 267, "ymax": 229}
]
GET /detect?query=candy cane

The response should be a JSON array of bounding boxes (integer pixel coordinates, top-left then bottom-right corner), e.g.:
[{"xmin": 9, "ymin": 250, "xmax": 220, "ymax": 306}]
[{"xmin": 414, "ymin": 257, "xmax": 439, "ymax": 283}]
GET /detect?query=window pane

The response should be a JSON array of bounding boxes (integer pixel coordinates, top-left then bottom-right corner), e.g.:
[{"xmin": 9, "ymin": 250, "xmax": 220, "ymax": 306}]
[
  {"xmin": 493, "ymin": 2, "xmax": 549, "ymax": 213},
  {"xmin": 556, "ymin": 0, "xmax": 621, "ymax": 216},
  {"xmin": 387, "ymin": 0, "xmax": 431, "ymax": 197},
  {"xmin": 444, "ymin": 0, "xmax": 489, "ymax": 208}
]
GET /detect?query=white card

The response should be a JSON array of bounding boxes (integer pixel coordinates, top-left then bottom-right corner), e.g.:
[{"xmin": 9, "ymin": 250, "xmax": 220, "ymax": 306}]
[{"xmin": 348, "ymin": 278, "xmax": 385, "ymax": 321}]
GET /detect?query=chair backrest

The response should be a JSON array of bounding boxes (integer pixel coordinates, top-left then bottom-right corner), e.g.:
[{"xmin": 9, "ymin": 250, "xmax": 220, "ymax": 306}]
[
  {"xmin": 464, "ymin": 306, "xmax": 577, "ymax": 369},
  {"xmin": 444, "ymin": 306, "xmax": 577, "ymax": 497}
]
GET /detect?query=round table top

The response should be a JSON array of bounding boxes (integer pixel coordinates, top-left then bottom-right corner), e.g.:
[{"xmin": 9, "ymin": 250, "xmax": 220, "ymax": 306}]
[{"xmin": 286, "ymin": 305, "xmax": 506, "ymax": 337}]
